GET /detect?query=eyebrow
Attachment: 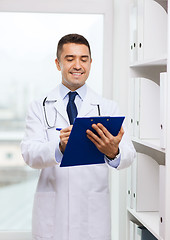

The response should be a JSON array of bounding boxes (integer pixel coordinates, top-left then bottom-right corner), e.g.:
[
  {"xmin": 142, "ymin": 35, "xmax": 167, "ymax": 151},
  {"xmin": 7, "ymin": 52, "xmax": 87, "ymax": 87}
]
[{"xmin": 64, "ymin": 55, "xmax": 89, "ymax": 58}]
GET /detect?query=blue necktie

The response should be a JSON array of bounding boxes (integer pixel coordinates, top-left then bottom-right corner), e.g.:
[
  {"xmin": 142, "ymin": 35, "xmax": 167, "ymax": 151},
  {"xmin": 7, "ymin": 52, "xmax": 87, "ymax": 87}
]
[{"xmin": 67, "ymin": 91, "xmax": 78, "ymax": 124}]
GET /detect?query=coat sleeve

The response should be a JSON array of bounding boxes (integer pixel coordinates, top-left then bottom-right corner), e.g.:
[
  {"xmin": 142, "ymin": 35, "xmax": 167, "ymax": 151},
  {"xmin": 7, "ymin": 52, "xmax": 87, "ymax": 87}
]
[
  {"xmin": 117, "ymin": 125, "xmax": 136, "ymax": 170},
  {"xmin": 21, "ymin": 100, "xmax": 61, "ymax": 169},
  {"xmin": 114, "ymin": 104, "xmax": 136, "ymax": 170}
]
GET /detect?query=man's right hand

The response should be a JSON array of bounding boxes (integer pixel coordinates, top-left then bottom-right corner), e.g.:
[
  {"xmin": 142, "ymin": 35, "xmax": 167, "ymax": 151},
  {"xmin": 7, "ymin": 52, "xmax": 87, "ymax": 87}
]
[{"xmin": 59, "ymin": 125, "xmax": 73, "ymax": 153}]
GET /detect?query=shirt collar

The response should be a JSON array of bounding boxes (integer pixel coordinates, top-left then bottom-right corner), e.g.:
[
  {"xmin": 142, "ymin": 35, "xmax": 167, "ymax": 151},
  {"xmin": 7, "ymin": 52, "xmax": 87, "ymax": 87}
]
[{"xmin": 59, "ymin": 83, "xmax": 87, "ymax": 101}]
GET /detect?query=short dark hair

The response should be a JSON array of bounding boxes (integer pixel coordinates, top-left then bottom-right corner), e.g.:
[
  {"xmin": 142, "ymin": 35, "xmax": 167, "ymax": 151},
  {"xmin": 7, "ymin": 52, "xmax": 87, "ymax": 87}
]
[{"xmin": 56, "ymin": 33, "xmax": 91, "ymax": 60}]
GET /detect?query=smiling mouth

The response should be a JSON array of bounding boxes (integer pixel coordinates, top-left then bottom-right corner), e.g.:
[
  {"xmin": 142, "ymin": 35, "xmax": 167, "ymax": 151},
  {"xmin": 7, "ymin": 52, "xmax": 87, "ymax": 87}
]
[{"xmin": 70, "ymin": 72, "xmax": 83, "ymax": 76}]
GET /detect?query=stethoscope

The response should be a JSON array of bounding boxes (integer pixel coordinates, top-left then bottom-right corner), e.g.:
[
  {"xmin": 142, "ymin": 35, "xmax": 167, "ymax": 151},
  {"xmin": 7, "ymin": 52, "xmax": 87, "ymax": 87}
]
[{"xmin": 43, "ymin": 97, "xmax": 101, "ymax": 129}]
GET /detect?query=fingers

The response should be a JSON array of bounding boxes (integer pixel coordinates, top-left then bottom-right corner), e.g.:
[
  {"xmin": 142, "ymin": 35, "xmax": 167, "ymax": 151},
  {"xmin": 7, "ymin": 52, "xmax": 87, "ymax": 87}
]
[
  {"xmin": 92, "ymin": 123, "xmax": 112, "ymax": 138},
  {"xmin": 59, "ymin": 125, "xmax": 73, "ymax": 153},
  {"xmin": 86, "ymin": 124, "xmax": 111, "ymax": 150},
  {"xmin": 117, "ymin": 126, "xmax": 124, "ymax": 140},
  {"xmin": 93, "ymin": 123, "xmax": 124, "ymax": 138},
  {"xmin": 86, "ymin": 123, "xmax": 124, "ymax": 157},
  {"xmin": 60, "ymin": 125, "xmax": 73, "ymax": 134},
  {"xmin": 60, "ymin": 126, "xmax": 72, "ymax": 140},
  {"xmin": 86, "ymin": 128, "xmax": 102, "ymax": 145},
  {"xmin": 86, "ymin": 123, "xmax": 113, "ymax": 141},
  {"xmin": 86, "ymin": 133, "xmax": 100, "ymax": 146}
]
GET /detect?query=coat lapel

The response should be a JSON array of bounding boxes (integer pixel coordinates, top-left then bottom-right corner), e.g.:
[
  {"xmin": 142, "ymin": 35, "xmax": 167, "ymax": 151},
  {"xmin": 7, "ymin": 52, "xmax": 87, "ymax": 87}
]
[
  {"xmin": 78, "ymin": 98, "xmax": 95, "ymax": 117},
  {"xmin": 46, "ymin": 86, "xmax": 70, "ymax": 125},
  {"xmin": 78, "ymin": 87, "xmax": 101, "ymax": 117},
  {"xmin": 53, "ymin": 99, "xmax": 69, "ymax": 124}
]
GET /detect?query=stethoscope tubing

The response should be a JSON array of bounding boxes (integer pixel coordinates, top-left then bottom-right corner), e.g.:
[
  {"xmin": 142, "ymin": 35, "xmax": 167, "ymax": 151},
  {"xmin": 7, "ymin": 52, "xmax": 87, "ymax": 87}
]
[{"xmin": 43, "ymin": 97, "xmax": 101, "ymax": 129}]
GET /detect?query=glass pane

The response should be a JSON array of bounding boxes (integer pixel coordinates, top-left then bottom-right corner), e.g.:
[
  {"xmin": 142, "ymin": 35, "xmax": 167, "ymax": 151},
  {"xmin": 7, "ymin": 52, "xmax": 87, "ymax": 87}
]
[{"xmin": 0, "ymin": 12, "xmax": 103, "ymax": 231}]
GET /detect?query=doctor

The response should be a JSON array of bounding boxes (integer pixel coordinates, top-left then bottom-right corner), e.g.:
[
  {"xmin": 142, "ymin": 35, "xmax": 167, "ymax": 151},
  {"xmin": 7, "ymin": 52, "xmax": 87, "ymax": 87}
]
[{"xmin": 21, "ymin": 33, "xmax": 136, "ymax": 240}]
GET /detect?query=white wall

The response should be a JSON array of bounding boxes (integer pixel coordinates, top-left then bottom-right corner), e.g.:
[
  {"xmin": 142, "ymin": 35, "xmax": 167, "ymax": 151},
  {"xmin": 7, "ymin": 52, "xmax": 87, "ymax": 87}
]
[
  {"xmin": 111, "ymin": 0, "xmax": 130, "ymax": 240},
  {"xmin": 112, "ymin": 0, "xmax": 130, "ymax": 115}
]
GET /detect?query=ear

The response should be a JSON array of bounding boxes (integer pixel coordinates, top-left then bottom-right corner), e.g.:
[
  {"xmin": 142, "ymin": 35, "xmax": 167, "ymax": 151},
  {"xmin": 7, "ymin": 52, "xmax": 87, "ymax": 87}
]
[{"xmin": 55, "ymin": 58, "xmax": 61, "ymax": 71}]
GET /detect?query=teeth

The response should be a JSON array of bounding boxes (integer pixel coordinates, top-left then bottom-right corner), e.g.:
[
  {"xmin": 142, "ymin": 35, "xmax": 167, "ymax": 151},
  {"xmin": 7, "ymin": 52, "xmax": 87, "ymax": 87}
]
[{"xmin": 72, "ymin": 73, "xmax": 82, "ymax": 75}]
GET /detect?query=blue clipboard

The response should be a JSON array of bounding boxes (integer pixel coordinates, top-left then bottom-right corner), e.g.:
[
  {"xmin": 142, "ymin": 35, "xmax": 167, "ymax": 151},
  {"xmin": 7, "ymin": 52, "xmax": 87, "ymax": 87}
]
[{"xmin": 60, "ymin": 116, "xmax": 125, "ymax": 167}]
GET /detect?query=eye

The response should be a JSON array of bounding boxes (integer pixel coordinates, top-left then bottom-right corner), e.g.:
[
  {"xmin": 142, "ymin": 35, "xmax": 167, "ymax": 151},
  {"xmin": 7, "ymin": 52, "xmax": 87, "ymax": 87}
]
[
  {"xmin": 67, "ymin": 58, "xmax": 73, "ymax": 62},
  {"xmin": 81, "ymin": 58, "xmax": 88, "ymax": 62}
]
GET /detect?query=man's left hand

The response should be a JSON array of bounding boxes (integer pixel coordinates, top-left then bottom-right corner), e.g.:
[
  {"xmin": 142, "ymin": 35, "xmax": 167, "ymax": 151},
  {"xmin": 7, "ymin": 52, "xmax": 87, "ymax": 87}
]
[{"xmin": 86, "ymin": 123, "xmax": 124, "ymax": 159}]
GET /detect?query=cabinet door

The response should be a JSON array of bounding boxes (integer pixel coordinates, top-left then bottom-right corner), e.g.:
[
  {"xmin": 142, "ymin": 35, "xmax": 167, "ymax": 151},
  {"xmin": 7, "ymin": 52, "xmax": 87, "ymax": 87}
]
[
  {"xmin": 130, "ymin": 0, "xmax": 167, "ymax": 63},
  {"xmin": 160, "ymin": 72, "xmax": 167, "ymax": 149},
  {"xmin": 143, "ymin": 0, "xmax": 167, "ymax": 60},
  {"xmin": 137, "ymin": 0, "xmax": 144, "ymax": 61},
  {"xmin": 132, "ymin": 153, "xmax": 159, "ymax": 211},
  {"xmin": 139, "ymin": 77, "xmax": 160, "ymax": 139},
  {"xmin": 130, "ymin": 0, "xmax": 138, "ymax": 63},
  {"xmin": 134, "ymin": 78, "xmax": 140, "ymax": 138},
  {"xmin": 159, "ymin": 165, "xmax": 165, "ymax": 240},
  {"xmin": 127, "ymin": 166, "xmax": 132, "ymax": 209},
  {"xmin": 132, "ymin": 77, "xmax": 160, "ymax": 140},
  {"xmin": 129, "ymin": 220, "xmax": 135, "ymax": 240},
  {"xmin": 129, "ymin": 78, "xmax": 136, "ymax": 136}
]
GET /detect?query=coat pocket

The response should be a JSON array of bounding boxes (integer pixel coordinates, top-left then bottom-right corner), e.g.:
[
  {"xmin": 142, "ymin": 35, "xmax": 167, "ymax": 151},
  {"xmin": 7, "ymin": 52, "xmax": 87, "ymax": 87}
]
[
  {"xmin": 88, "ymin": 192, "xmax": 111, "ymax": 239},
  {"xmin": 32, "ymin": 192, "xmax": 56, "ymax": 239}
]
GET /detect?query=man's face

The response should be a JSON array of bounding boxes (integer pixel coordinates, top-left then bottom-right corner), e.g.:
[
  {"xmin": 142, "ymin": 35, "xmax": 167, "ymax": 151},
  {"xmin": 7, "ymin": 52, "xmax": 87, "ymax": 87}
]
[{"xmin": 55, "ymin": 43, "xmax": 92, "ymax": 91}]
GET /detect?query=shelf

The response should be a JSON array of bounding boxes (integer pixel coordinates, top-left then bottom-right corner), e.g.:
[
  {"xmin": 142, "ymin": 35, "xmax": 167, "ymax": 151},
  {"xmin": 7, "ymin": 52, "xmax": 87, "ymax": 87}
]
[
  {"xmin": 127, "ymin": 208, "xmax": 160, "ymax": 239},
  {"xmin": 130, "ymin": 59, "xmax": 167, "ymax": 84},
  {"xmin": 132, "ymin": 137, "xmax": 165, "ymax": 165},
  {"xmin": 130, "ymin": 57, "xmax": 167, "ymax": 67},
  {"xmin": 153, "ymin": 0, "xmax": 168, "ymax": 12}
]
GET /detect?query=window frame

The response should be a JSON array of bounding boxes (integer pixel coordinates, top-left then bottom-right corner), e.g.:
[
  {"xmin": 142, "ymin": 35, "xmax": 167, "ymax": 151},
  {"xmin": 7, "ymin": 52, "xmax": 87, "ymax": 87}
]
[{"xmin": 0, "ymin": 232, "xmax": 31, "ymax": 240}]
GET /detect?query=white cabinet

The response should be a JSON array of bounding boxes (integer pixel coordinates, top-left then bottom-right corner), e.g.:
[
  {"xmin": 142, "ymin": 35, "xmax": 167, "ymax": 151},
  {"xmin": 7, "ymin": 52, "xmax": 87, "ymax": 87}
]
[
  {"xmin": 129, "ymin": 73, "xmax": 168, "ymax": 151},
  {"xmin": 159, "ymin": 165, "xmax": 165, "ymax": 240},
  {"xmin": 131, "ymin": 153, "xmax": 159, "ymax": 212},
  {"xmin": 130, "ymin": 0, "xmax": 138, "ymax": 63},
  {"xmin": 130, "ymin": 0, "xmax": 167, "ymax": 64},
  {"xmin": 160, "ymin": 72, "xmax": 168, "ymax": 149},
  {"xmin": 130, "ymin": 77, "xmax": 160, "ymax": 141},
  {"xmin": 127, "ymin": 0, "xmax": 168, "ymax": 239}
]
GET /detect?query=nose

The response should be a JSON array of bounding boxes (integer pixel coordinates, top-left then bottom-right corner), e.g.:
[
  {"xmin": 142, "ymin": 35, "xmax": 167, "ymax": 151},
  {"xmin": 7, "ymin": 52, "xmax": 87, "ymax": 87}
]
[{"xmin": 73, "ymin": 59, "xmax": 82, "ymax": 70}]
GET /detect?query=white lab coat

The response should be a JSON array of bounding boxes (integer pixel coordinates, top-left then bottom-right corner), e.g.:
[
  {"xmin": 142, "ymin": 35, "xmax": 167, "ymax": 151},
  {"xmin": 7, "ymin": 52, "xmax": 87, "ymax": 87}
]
[{"xmin": 21, "ymin": 85, "xmax": 135, "ymax": 240}]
